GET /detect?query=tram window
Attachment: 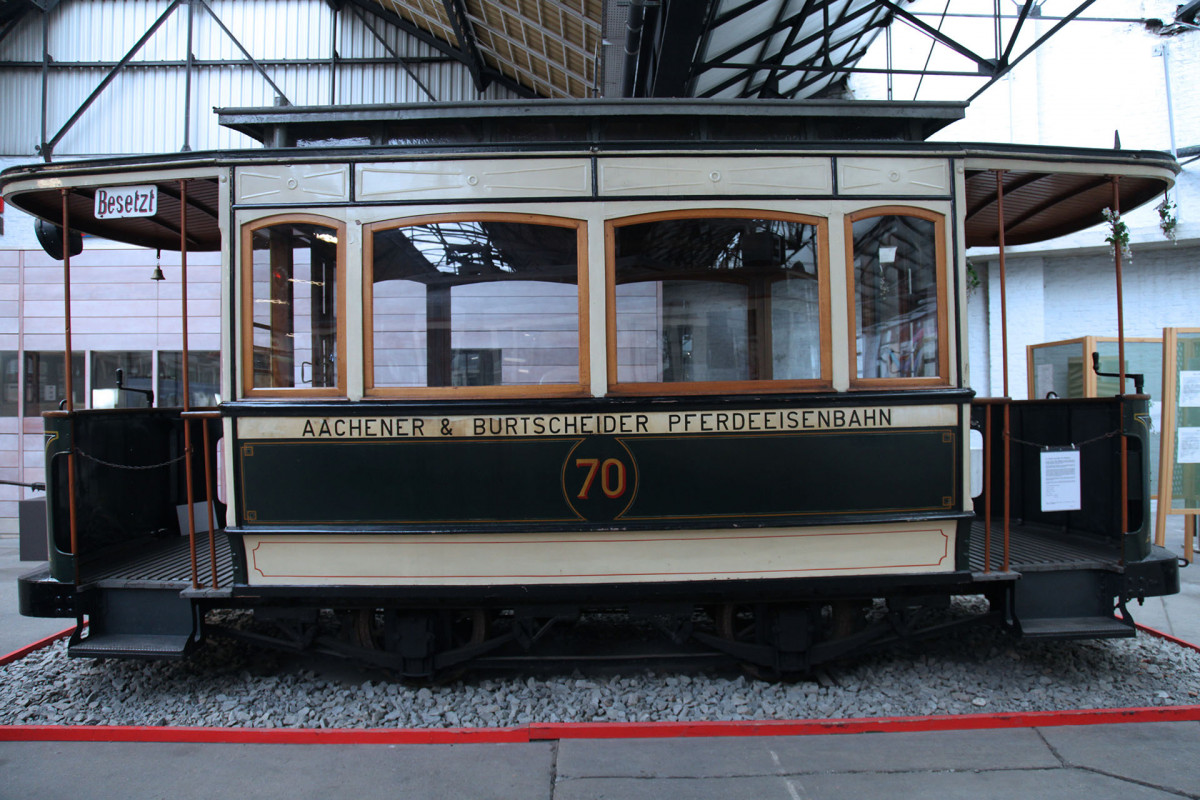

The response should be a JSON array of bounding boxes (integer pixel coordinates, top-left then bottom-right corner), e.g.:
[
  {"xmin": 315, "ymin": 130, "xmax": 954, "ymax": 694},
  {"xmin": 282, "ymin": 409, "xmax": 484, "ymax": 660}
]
[
  {"xmin": 158, "ymin": 351, "xmax": 220, "ymax": 407},
  {"xmin": 849, "ymin": 209, "xmax": 947, "ymax": 384},
  {"xmin": 90, "ymin": 351, "xmax": 152, "ymax": 409},
  {"xmin": 366, "ymin": 217, "xmax": 585, "ymax": 395},
  {"xmin": 242, "ymin": 217, "xmax": 344, "ymax": 396},
  {"xmin": 23, "ymin": 352, "xmax": 84, "ymax": 415},
  {"xmin": 610, "ymin": 213, "xmax": 828, "ymax": 391}
]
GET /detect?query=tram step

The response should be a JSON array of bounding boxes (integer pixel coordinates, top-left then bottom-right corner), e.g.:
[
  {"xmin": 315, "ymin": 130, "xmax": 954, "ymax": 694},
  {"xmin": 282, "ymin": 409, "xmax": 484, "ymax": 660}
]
[
  {"xmin": 68, "ymin": 632, "xmax": 196, "ymax": 659},
  {"xmin": 70, "ymin": 585, "xmax": 199, "ymax": 660},
  {"xmin": 1017, "ymin": 615, "xmax": 1135, "ymax": 640}
]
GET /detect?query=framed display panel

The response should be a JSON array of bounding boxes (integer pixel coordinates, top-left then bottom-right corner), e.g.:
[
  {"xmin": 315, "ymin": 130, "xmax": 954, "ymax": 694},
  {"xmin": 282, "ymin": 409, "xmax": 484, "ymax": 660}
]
[
  {"xmin": 240, "ymin": 214, "xmax": 348, "ymax": 399},
  {"xmin": 1155, "ymin": 328, "xmax": 1200, "ymax": 554},
  {"xmin": 605, "ymin": 209, "xmax": 831, "ymax": 396},
  {"xmin": 1028, "ymin": 336, "xmax": 1162, "ymax": 400},
  {"xmin": 363, "ymin": 213, "xmax": 590, "ymax": 399},
  {"xmin": 1028, "ymin": 336, "xmax": 1164, "ymax": 492},
  {"xmin": 845, "ymin": 207, "xmax": 950, "ymax": 389}
]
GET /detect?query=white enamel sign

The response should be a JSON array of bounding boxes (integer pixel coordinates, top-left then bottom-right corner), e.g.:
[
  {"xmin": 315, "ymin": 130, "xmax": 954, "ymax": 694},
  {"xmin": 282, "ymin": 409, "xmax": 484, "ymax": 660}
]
[{"xmin": 94, "ymin": 185, "xmax": 157, "ymax": 219}]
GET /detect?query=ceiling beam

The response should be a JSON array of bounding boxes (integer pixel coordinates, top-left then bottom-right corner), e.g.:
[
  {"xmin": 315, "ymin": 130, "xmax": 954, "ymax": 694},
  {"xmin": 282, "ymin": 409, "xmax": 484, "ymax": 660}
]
[
  {"xmin": 441, "ymin": 0, "xmax": 488, "ymax": 92},
  {"xmin": 697, "ymin": 0, "xmax": 882, "ymax": 99},
  {"xmin": 967, "ymin": 0, "xmax": 1098, "ymax": 102},
  {"xmin": 638, "ymin": 0, "xmax": 714, "ymax": 97},
  {"xmin": 42, "ymin": 0, "xmax": 183, "ymax": 159}
]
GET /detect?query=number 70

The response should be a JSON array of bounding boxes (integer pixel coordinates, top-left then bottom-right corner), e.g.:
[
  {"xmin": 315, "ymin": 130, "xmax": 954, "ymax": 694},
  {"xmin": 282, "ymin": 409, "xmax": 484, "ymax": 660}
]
[{"xmin": 575, "ymin": 458, "xmax": 627, "ymax": 499}]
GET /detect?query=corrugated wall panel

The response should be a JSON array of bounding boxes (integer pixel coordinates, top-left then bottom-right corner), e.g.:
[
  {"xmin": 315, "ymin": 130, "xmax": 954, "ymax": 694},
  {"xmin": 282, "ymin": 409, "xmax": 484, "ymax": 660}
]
[
  {"xmin": 0, "ymin": 74, "xmax": 43, "ymax": 156},
  {"xmin": 0, "ymin": 0, "xmax": 520, "ymax": 156}
]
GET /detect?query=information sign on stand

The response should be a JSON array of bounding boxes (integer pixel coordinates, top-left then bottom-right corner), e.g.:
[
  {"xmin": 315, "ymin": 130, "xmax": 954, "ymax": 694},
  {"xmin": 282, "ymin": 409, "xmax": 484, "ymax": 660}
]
[{"xmin": 1154, "ymin": 328, "xmax": 1200, "ymax": 561}]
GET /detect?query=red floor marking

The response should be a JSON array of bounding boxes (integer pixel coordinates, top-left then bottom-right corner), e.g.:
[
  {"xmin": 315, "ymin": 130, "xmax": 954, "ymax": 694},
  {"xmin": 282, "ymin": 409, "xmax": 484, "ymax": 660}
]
[
  {"xmin": 0, "ymin": 725, "xmax": 530, "ymax": 745},
  {"xmin": 0, "ymin": 626, "xmax": 75, "ymax": 667},
  {"xmin": 1137, "ymin": 622, "xmax": 1200, "ymax": 653},
  {"xmin": 4, "ymin": 706, "xmax": 1200, "ymax": 745}
]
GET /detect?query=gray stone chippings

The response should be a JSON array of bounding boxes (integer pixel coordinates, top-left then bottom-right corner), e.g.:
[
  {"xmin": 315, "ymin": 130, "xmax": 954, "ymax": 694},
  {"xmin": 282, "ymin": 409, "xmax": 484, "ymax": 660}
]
[{"xmin": 4, "ymin": 603, "xmax": 1200, "ymax": 729}]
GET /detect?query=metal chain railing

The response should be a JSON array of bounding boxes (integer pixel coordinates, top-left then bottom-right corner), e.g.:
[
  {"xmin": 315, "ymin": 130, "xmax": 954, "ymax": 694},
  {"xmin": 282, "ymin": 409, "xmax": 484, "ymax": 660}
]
[
  {"xmin": 73, "ymin": 447, "xmax": 190, "ymax": 471},
  {"xmin": 1003, "ymin": 429, "xmax": 1122, "ymax": 450}
]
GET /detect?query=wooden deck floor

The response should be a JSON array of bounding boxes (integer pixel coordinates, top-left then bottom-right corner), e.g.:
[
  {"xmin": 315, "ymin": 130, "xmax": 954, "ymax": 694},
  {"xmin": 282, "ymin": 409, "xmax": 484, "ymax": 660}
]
[
  {"xmin": 968, "ymin": 518, "xmax": 1119, "ymax": 573},
  {"xmin": 83, "ymin": 533, "xmax": 234, "ymax": 590}
]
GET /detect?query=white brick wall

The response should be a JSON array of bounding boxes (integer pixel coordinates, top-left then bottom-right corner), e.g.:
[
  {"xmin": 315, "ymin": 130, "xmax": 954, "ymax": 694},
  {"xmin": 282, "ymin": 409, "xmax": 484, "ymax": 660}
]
[{"xmin": 969, "ymin": 239, "xmax": 1200, "ymax": 399}]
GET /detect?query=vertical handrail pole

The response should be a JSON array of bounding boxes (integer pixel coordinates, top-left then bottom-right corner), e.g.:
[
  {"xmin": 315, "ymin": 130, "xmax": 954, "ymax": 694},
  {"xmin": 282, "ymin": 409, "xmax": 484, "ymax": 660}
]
[
  {"xmin": 180, "ymin": 179, "xmax": 199, "ymax": 589},
  {"xmin": 203, "ymin": 418, "xmax": 218, "ymax": 588},
  {"xmin": 984, "ymin": 404, "xmax": 992, "ymax": 572},
  {"xmin": 61, "ymin": 189, "xmax": 80, "ymax": 583},
  {"xmin": 1112, "ymin": 177, "xmax": 1129, "ymax": 550},
  {"xmin": 996, "ymin": 170, "xmax": 1011, "ymax": 571}
]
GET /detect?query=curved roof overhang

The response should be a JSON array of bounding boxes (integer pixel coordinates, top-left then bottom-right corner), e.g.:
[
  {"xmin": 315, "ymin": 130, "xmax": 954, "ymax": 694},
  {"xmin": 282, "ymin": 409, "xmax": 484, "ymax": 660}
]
[
  {"xmin": 1, "ymin": 143, "xmax": 1177, "ymax": 254},
  {"xmin": 962, "ymin": 147, "xmax": 1178, "ymax": 248},
  {"xmin": 0, "ymin": 160, "xmax": 224, "ymax": 252}
]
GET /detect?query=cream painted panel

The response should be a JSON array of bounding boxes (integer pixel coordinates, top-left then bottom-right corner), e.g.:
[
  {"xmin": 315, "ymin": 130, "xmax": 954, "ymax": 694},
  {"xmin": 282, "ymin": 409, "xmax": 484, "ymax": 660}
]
[
  {"xmin": 355, "ymin": 159, "xmax": 591, "ymax": 201},
  {"xmin": 236, "ymin": 164, "xmax": 350, "ymax": 204},
  {"xmin": 242, "ymin": 521, "xmax": 954, "ymax": 586},
  {"xmin": 837, "ymin": 158, "xmax": 951, "ymax": 196},
  {"xmin": 598, "ymin": 157, "xmax": 832, "ymax": 196}
]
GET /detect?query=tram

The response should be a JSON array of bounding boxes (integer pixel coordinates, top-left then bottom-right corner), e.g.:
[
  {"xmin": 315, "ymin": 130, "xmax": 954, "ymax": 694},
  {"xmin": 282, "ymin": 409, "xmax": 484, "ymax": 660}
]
[{"xmin": 5, "ymin": 100, "xmax": 1181, "ymax": 679}]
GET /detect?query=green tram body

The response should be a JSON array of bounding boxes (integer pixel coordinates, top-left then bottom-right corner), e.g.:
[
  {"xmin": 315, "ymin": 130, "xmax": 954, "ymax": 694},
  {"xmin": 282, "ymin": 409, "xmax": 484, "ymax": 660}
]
[{"xmin": 5, "ymin": 100, "xmax": 1182, "ymax": 677}]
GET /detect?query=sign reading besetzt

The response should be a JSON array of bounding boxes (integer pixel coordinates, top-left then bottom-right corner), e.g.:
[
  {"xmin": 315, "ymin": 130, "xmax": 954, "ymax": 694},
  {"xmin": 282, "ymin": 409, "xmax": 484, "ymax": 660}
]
[{"xmin": 94, "ymin": 185, "xmax": 157, "ymax": 219}]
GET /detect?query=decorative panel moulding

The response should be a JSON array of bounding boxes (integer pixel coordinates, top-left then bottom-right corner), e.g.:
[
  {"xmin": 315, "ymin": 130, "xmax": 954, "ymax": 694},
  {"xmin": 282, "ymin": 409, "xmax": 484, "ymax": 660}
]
[
  {"xmin": 837, "ymin": 158, "xmax": 951, "ymax": 196},
  {"xmin": 236, "ymin": 165, "xmax": 350, "ymax": 204},
  {"xmin": 598, "ymin": 157, "xmax": 832, "ymax": 196},
  {"xmin": 355, "ymin": 160, "xmax": 592, "ymax": 201}
]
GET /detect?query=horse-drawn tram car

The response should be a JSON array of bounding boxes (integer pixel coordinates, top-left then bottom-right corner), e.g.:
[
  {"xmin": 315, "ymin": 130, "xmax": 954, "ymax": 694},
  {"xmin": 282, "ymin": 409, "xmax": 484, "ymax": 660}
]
[{"xmin": 5, "ymin": 100, "xmax": 1182, "ymax": 679}]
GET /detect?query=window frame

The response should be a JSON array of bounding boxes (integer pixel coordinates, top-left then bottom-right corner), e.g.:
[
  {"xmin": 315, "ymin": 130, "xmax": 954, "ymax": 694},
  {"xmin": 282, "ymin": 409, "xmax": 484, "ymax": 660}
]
[
  {"xmin": 605, "ymin": 208, "xmax": 832, "ymax": 397},
  {"xmin": 362, "ymin": 212, "xmax": 591, "ymax": 399},
  {"xmin": 239, "ymin": 213, "xmax": 348, "ymax": 399},
  {"xmin": 844, "ymin": 205, "xmax": 951, "ymax": 389}
]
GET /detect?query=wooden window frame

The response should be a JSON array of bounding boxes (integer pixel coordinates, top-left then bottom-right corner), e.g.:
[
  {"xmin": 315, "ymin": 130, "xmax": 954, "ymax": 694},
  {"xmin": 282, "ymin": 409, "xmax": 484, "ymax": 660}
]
[
  {"xmin": 240, "ymin": 213, "xmax": 348, "ymax": 399},
  {"xmin": 363, "ymin": 212, "xmax": 591, "ymax": 399},
  {"xmin": 605, "ymin": 209, "xmax": 832, "ymax": 397},
  {"xmin": 844, "ymin": 206, "xmax": 951, "ymax": 389}
]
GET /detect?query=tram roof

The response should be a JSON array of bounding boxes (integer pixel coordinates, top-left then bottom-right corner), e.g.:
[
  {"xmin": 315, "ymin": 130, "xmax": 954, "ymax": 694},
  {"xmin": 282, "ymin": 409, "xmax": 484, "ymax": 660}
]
[{"xmin": 1, "ymin": 100, "xmax": 1178, "ymax": 253}]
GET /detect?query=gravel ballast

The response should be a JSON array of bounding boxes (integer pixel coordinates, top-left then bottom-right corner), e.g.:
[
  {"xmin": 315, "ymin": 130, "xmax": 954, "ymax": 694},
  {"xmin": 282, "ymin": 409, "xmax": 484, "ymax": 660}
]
[{"xmin": 4, "ymin": 607, "xmax": 1200, "ymax": 729}]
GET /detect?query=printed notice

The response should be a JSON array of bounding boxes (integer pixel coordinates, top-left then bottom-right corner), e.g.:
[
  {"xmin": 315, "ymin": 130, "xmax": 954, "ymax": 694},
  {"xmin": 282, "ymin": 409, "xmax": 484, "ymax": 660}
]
[
  {"xmin": 1179, "ymin": 427, "xmax": 1200, "ymax": 464},
  {"xmin": 1180, "ymin": 371, "xmax": 1200, "ymax": 408},
  {"xmin": 1040, "ymin": 449, "xmax": 1081, "ymax": 512}
]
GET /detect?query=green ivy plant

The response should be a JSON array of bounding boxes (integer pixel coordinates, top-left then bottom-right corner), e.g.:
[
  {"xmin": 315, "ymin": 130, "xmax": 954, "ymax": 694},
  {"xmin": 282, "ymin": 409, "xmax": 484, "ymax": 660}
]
[
  {"xmin": 965, "ymin": 259, "xmax": 980, "ymax": 295},
  {"xmin": 1102, "ymin": 207, "xmax": 1132, "ymax": 262},
  {"xmin": 1157, "ymin": 192, "xmax": 1178, "ymax": 243}
]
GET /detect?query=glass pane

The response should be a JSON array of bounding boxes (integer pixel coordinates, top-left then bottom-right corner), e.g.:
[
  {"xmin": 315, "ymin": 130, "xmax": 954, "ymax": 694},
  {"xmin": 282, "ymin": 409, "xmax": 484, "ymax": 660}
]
[
  {"xmin": 1096, "ymin": 339, "xmax": 1164, "ymax": 490},
  {"xmin": 852, "ymin": 214, "xmax": 940, "ymax": 379},
  {"xmin": 1030, "ymin": 341, "xmax": 1086, "ymax": 399},
  {"xmin": 91, "ymin": 351, "xmax": 153, "ymax": 409},
  {"xmin": 0, "ymin": 352, "xmax": 18, "ymax": 416},
  {"xmin": 23, "ymin": 352, "xmax": 84, "ymax": 416},
  {"xmin": 158, "ymin": 351, "xmax": 221, "ymax": 407},
  {"xmin": 613, "ymin": 217, "xmax": 821, "ymax": 384},
  {"xmin": 250, "ymin": 222, "xmax": 339, "ymax": 389},
  {"xmin": 371, "ymin": 220, "xmax": 580, "ymax": 388}
]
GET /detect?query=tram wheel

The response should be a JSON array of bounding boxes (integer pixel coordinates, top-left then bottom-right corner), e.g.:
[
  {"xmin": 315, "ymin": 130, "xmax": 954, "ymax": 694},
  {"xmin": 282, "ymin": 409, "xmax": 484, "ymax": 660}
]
[
  {"xmin": 349, "ymin": 608, "xmax": 488, "ymax": 681},
  {"xmin": 716, "ymin": 604, "xmax": 797, "ymax": 682}
]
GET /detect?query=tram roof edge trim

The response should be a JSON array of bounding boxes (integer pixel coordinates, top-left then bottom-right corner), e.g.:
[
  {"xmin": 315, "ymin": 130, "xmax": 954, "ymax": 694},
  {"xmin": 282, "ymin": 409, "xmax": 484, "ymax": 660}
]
[
  {"xmin": 0, "ymin": 143, "xmax": 1177, "ymax": 253},
  {"xmin": 216, "ymin": 99, "xmax": 969, "ymax": 146}
]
